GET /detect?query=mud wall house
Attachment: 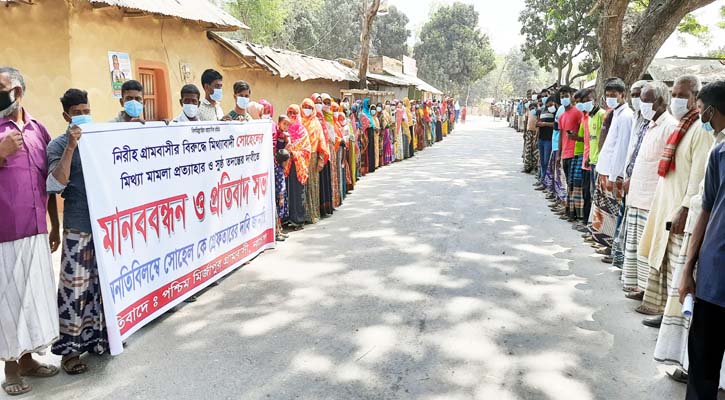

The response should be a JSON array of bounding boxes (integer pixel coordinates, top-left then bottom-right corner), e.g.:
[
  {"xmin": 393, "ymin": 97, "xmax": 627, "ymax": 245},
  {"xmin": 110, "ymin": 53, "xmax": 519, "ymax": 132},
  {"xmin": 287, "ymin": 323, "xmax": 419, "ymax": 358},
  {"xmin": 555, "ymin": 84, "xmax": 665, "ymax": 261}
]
[
  {"xmin": 208, "ymin": 35, "xmax": 357, "ymax": 109},
  {"xmin": 0, "ymin": 0, "xmax": 249, "ymax": 135}
]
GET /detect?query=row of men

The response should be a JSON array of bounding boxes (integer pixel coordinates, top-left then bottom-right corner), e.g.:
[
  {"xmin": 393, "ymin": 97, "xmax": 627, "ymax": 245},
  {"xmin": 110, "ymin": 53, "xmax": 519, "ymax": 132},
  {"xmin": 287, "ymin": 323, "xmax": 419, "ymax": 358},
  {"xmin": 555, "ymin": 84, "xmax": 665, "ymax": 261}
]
[
  {"xmin": 513, "ymin": 76, "xmax": 724, "ymax": 399},
  {"xmin": 0, "ymin": 64, "xmax": 462, "ymax": 396}
]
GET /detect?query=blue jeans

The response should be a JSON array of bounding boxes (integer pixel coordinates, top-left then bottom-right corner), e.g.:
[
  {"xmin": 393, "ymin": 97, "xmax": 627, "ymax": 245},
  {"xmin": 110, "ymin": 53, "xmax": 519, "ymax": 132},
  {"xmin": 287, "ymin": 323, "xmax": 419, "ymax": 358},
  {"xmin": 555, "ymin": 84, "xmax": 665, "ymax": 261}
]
[{"xmin": 538, "ymin": 139, "xmax": 552, "ymax": 182}]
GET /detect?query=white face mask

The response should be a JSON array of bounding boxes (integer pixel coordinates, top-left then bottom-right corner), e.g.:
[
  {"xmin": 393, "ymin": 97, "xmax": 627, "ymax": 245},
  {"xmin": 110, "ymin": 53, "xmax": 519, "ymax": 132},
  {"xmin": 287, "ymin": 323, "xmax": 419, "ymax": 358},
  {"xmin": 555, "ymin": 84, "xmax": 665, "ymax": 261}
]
[
  {"xmin": 315, "ymin": 104, "xmax": 323, "ymax": 112},
  {"xmin": 322, "ymin": 105, "xmax": 331, "ymax": 113},
  {"xmin": 605, "ymin": 97, "xmax": 619, "ymax": 109},
  {"xmin": 631, "ymin": 97, "xmax": 641, "ymax": 112},
  {"xmin": 303, "ymin": 108, "xmax": 314, "ymax": 117},
  {"xmin": 670, "ymin": 97, "xmax": 690, "ymax": 120},
  {"xmin": 262, "ymin": 114, "xmax": 271, "ymax": 120},
  {"xmin": 639, "ymin": 101, "xmax": 656, "ymax": 121},
  {"xmin": 183, "ymin": 103, "xmax": 199, "ymax": 118},
  {"xmin": 531, "ymin": 95, "xmax": 537, "ymax": 100},
  {"xmin": 236, "ymin": 96, "xmax": 249, "ymax": 110},
  {"xmin": 547, "ymin": 106, "xmax": 556, "ymax": 113},
  {"xmin": 333, "ymin": 112, "xmax": 339, "ymax": 118}
]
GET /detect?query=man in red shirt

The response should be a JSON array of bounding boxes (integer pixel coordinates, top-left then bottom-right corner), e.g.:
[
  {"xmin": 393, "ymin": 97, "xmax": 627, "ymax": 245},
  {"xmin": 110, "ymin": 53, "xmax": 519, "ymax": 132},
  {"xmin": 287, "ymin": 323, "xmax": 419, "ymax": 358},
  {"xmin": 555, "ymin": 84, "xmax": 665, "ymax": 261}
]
[{"xmin": 557, "ymin": 86, "xmax": 583, "ymax": 221}]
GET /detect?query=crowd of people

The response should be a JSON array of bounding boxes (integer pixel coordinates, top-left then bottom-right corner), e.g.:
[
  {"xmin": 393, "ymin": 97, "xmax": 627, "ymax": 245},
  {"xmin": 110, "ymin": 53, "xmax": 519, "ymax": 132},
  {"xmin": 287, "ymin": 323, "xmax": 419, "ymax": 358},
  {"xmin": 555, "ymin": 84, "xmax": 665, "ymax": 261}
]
[
  {"xmin": 508, "ymin": 76, "xmax": 725, "ymax": 399},
  {"xmin": 0, "ymin": 65, "xmax": 465, "ymax": 396}
]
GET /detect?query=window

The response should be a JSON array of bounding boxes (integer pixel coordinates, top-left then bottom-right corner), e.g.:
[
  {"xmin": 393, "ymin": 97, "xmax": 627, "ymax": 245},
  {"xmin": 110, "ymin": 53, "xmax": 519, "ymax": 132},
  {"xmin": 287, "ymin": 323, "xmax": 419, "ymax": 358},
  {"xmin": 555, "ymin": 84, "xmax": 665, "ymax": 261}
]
[{"xmin": 135, "ymin": 61, "xmax": 171, "ymax": 121}]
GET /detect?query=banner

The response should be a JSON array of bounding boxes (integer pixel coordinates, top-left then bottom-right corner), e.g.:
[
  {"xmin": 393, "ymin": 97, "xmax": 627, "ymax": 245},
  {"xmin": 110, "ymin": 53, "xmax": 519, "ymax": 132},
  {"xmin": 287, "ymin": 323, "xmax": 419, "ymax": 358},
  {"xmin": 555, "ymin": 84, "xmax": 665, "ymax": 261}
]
[{"xmin": 79, "ymin": 120, "xmax": 276, "ymax": 355}]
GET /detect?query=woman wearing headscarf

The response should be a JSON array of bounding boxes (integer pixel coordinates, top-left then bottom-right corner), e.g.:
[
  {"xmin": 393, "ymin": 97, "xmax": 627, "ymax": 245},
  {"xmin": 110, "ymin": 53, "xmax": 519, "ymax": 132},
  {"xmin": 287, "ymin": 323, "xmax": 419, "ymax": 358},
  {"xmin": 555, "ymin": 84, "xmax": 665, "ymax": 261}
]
[
  {"xmin": 346, "ymin": 104, "xmax": 358, "ymax": 189},
  {"xmin": 332, "ymin": 103, "xmax": 348, "ymax": 200},
  {"xmin": 319, "ymin": 94, "xmax": 338, "ymax": 214},
  {"xmin": 435, "ymin": 100, "xmax": 444, "ymax": 142},
  {"xmin": 300, "ymin": 98, "xmax": 329, "ymax": 224},
  {"xmin": 396, "ymin": 101, "xmax": 408, "ymax": 160},
  {"xmin": 285, "ymin": 105, "xmax": 312, "ymax": 228},
  {"xmin": 423, "ymin": 101, "xmax": 433, "ymax": 147},
  {"xmin": 247, "ymin": 101, "xmax": 263, "ymax": 120},
  {"xmin": 361, "ymin": 98, "xmax": 376, "ymax": 174},
  {"xmin": 415, "ymin": 102, "xmax": 426, "ymax": 151},
  {"xmin": 373, "ymin": 102, "xmax": 383, "ymax": 168},
  {"xmin": 403, "ymin": 98, "xmax": 414, "ymax": 158},
  {"xmin": 441, "ymin": 100, "xmax": 449, "ymax": 138},
  {"xmin": 382, "ymin": 102, "xmax": 394, "ymax": 165}
]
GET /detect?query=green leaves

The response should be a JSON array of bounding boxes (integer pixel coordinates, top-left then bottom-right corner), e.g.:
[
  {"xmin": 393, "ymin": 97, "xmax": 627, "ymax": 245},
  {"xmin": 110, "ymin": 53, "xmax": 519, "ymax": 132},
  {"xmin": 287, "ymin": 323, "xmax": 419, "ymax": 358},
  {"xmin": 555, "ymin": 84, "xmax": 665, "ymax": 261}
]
[
  {"xmin": 413, "ymin": 3, "xmax": 496, "ymax": 95},
  {"xmin": 678, "ymin": 13, "xmax": 711, "ymax": 44}
]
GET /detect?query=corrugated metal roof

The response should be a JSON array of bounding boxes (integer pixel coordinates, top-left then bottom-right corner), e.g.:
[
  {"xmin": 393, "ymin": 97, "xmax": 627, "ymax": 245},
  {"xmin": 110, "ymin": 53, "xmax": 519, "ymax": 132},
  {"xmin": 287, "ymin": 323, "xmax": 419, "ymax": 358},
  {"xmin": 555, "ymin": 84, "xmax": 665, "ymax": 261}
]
[
  {"xmin": 367, "ymin": 72, "xmax": 411, "ymax": 87},
  {"xmin": 210, "ymin": 34, "xmax": 359, "ymax": 82},
  {"xmin": 382, "ymin": 67, "xmax": 442, "ymax": 94},
  {"xmin": 88, "ymin": 0, "xmax": 247, "ymax": 31},
  {"xmin": 647, "ymin": 57, "xmax": 725, "ymax": 83}
]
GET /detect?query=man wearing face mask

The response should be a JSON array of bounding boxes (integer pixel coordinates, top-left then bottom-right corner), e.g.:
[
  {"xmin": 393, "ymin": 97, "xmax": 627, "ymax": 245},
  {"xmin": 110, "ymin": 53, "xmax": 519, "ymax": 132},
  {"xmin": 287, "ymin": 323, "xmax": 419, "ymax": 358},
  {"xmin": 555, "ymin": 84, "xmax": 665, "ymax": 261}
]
[
  {"xmin": 675, "ymin": 80, "xmax": 725, "ymax": 399},
  {"xmin": 618, "ymin": 82, "xmax": 677, "ymax": 303},
  {"xmin": 198, "ymin": 69, "xmax": 224, "ymax": 121},
  {"xmin": 111, "ymin": 80, "xmax": 145, "ymax": 123},
  {"xmin": 47, "ymin": 89, "xmax": 110, "ymax": 375},
  {"xmin": 638, "ymin": 75, "xmax": 714, "ymax": 318},
  {"xmin": 0, "ymin": 67, "xmax": 61, "ymax": 396},
  {"xmin": 589, "ymin": 78, "xmax": 634, "ymax": 254},
  {"xmin": 227, "ymin": 80, "xmax": 251, "ymax": 121},
  {"xmin": 174, "ymin": 84, "xmax": 201, "ymax": 122}
]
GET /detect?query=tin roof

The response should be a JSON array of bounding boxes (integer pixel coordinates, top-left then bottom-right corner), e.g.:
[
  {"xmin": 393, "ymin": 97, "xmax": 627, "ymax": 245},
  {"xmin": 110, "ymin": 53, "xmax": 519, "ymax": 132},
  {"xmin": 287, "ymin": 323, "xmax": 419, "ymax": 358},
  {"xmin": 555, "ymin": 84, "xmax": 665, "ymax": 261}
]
[
  {"xmin": 210, "ymin": 34, "xmax": 360, "ymax": 82},
  {"xmin": 382, "ymin": 67, "xmax": 442, "ymax": 94},
  {"xmin": 88, "ymin": 0, "xmax": 247, "ymax": 31},
  {"xmin": 646, "ymin": 57, "xmax": 725, "ymax": 83}
]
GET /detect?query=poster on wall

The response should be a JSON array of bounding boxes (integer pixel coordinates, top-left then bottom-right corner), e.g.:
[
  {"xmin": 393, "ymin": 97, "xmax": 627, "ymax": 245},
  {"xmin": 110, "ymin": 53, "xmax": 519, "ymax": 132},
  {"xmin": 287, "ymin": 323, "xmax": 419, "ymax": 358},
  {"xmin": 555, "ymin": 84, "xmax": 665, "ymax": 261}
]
[
  {"xmin": 108, "ymin": 51, "xmax": 132, "ymax": 98},
  {"xmin": 79, "ymin": 120, "xmax": 277, "ymax": 355}
]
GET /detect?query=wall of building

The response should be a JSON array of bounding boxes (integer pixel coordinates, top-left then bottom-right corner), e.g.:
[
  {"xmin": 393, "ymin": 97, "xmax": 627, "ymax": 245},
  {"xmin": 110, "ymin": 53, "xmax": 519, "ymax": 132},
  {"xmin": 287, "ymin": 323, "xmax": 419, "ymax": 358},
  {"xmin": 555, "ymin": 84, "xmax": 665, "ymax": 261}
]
[
  {"xmin": 1, "ymin": 0, "xmax": 351, "ymax": 134},
  {"xmin": 0, "ymin": 1, "xmax": 72, "ymax": 134}
]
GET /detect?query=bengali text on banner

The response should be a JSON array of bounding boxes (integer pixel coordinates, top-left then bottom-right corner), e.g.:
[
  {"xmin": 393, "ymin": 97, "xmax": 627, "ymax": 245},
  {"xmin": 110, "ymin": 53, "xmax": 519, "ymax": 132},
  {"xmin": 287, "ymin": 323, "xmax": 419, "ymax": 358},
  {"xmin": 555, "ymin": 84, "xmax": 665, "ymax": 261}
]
[{"xmin": 79, "ymin": 120, "xmax": 276, "ymax": 355}]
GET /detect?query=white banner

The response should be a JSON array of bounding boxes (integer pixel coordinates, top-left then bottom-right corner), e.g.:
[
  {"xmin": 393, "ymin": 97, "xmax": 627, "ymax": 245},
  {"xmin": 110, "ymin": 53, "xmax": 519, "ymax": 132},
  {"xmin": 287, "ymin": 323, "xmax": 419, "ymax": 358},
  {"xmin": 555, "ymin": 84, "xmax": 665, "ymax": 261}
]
[{"xmin": 79, "ymin": 120, "xmax": 276, "ymax": 355}]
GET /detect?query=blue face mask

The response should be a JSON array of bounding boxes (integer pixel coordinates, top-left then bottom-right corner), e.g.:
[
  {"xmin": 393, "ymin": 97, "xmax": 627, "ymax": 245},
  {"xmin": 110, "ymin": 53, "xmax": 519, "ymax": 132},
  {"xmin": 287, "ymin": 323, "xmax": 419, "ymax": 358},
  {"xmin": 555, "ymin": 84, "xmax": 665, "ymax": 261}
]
[
  {"xmin": 70, "ymin": 114, "xmax": 92, "ymax": 126},
  {"xmin": 236, "ymin": 96, "xmax": 249, "ymax": 110},
  {"xmin": 575, "ymin": 103, "xmax": 585, "ymax": 112},
  {"xmin": 582, "ymin": 101, "xmax": 594, "ymax": 113},
  {"xmin": 529, "ymin": 109, "xmax": 537, "ymax": 116},
  {"xmin": 542, "ymin": 96, "xmax": 548, "ymax": 104},
  {"xmin": 210, "ymin": 88, "xmax": 223, "ymax": 102},
  {"xmin": 701, "ymin": 106, "xmax": 715, "ymax": 132},
  {"xmin": 561, "ymin": 97, "xmax": 571, "ymax": 107},
  {"xmin": 124, "ymin": 100, "xmax": 144, "ymax": 118}
]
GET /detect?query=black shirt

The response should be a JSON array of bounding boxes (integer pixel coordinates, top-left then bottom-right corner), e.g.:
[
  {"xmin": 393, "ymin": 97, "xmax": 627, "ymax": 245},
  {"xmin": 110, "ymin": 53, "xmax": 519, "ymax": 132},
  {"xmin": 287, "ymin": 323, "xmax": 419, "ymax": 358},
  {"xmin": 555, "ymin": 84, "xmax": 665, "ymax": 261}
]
[{"xmin": 538, "ymin": 110, "xmax": 555, "ymax": 141}]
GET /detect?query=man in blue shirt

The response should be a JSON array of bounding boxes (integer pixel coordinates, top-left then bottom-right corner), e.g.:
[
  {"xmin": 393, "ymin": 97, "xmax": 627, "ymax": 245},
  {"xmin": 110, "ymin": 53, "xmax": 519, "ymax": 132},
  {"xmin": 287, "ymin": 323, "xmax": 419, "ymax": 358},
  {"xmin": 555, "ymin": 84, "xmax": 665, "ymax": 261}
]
[{"xmin": 679, "ymin": 80, "xmax": 725, "ymax": 400}]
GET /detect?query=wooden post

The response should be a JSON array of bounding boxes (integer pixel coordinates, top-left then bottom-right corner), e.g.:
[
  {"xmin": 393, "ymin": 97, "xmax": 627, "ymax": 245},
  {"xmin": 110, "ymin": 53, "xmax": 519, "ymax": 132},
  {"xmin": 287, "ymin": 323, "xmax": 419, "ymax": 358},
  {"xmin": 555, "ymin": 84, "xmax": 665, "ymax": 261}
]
[{"xmin": 358, "ymin": 0, "xmax": 382, "ymax": 89}]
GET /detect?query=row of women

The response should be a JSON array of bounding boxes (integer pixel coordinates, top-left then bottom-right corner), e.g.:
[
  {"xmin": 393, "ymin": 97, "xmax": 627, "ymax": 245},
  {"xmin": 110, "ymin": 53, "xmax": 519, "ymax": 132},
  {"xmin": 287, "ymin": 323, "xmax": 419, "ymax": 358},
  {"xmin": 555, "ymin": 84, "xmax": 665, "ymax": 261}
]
[
  {"xmin": 277, "ymin": 94, "xmax": 458, "ymax": 237},
  {"xmin": 516, "ymin": 76, "xmax": 725, "ymax": 396}
]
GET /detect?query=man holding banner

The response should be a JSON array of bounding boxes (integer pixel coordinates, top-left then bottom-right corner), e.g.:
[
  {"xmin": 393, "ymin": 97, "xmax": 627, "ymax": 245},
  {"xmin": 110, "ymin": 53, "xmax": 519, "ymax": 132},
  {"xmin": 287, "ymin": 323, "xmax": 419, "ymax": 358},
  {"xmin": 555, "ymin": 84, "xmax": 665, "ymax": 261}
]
[{"xmin": 47, "ymin": 89, "xmax": 108, "ymax": 375}]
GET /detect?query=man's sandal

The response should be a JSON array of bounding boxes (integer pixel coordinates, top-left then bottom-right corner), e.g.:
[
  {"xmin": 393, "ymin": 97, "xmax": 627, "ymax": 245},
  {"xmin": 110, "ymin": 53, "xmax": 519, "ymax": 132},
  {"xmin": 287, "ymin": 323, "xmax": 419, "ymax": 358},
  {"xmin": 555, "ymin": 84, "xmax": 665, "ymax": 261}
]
[
  {"xmin": 19, "ymin": 363, "xmax": 59, "ymax": 378},
  {"xmin": 2, "ymin": 380, "xmax": 31, "ymax": 396},
  {"xmin": 61, "ymin": 357, "xmax": 88, "ymax": 375}
]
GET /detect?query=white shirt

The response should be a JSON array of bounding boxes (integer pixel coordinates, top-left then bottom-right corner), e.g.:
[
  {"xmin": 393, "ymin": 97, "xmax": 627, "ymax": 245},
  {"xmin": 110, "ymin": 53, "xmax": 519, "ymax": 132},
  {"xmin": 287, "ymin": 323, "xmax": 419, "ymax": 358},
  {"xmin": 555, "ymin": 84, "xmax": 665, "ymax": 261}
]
[
  {"xmin": 173, "ymin": 111, "xmax": 198, "ymax": 123},
  {"xmin": 596, "ymin": 103, "xmax": 634, "ymax": 182},
  {"xmin": 627, "ymin": 111, "xmax": 678, "ymax": 210}
]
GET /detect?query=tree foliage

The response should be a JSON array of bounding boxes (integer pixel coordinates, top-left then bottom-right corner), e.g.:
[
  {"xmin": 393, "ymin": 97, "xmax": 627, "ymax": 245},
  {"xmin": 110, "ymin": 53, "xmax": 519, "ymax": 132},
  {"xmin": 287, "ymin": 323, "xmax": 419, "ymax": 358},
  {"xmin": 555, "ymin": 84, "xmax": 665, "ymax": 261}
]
[
  {"xmin": 414, "ymin": 3, "xmax": 495, "ymax": 96},
  {"xmin": 371, "ymin": 6, "xmax": 411, "ymax": 59},
  {"xmin": 595, "ymin": 0, "xmax": 716, "ymax": 90},
  {"xmin": 226, "ymin": 1, "xmax": 410, "ymax": 62},
  {"xmin": 518, "ymin": 0, "xmax": 599, "ymax": 85}
]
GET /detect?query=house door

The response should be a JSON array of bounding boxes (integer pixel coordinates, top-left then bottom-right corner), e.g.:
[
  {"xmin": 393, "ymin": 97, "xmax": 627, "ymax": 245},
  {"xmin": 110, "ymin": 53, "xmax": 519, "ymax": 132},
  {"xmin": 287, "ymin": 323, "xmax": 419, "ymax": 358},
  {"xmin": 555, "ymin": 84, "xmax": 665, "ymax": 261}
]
[{"xmin": 139, "ymin": 68, "xmax": 157, "ymax": 121}]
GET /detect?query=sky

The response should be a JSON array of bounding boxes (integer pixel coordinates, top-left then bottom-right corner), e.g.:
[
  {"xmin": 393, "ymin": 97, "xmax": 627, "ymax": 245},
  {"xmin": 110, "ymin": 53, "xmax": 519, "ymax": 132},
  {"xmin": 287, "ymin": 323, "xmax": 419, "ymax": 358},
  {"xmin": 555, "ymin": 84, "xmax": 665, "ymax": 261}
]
[{"xmin": 394, "ymin": 0, "xmax": 725, "ymax": 57}]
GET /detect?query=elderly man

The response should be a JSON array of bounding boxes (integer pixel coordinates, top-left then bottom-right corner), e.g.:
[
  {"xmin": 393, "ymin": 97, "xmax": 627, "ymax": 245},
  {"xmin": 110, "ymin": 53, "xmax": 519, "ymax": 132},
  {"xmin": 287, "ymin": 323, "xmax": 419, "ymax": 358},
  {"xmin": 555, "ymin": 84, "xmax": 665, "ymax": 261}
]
[
  {"xmin": 0, "ymin": 67, "xmax": 60, "ymax": 396},
  {"xmin": 678, "ymin": 80, "xmax": 725, "ymax": 399},
  {"xmin": 637, "ymin": 75, "xmax": 714, "ymax": 319},
  {"xmin": 589, "ymin": 77, "xmax": 635, "ymax": 256},
  {"xmin": 619, "ymin": 82, "xmax": 678, "ymax": 304},
  {"xmin": 611, "ymin": 80, "xmax": 649, "ymax": 266}
]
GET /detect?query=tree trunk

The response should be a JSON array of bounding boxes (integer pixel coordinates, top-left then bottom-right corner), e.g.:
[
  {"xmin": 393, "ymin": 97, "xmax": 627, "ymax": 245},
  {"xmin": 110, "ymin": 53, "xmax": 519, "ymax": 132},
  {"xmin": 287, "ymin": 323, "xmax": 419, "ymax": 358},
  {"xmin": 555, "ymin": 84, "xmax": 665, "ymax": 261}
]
[
  {"xmin": 596, "ymin": 0, "xmax": 715, "ymax": 93},
  {"xmin": 358, "ymin": 0, "xmax": 382, "ymax": 89}
]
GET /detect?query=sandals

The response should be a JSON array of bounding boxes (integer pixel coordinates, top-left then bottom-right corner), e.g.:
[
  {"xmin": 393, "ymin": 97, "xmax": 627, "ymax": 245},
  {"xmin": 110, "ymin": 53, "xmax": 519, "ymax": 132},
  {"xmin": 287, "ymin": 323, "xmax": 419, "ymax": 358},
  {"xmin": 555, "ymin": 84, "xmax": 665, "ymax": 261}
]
[
  {"xmin": 625, "ymin": 291, "xmax": 644, "ymax": 301},
  {"xmin": 61, "ymin": 356, "xmax": 88, "ymax": 375},
  {"xmin": 635, "ymin": 305, "xmax": 662, "ymax": 316},
  {"xmin": 20, "ymin": 363, "xmax": 59, "ymax": 378},
  {"xmin": 2, "ymin": 380, "xmax": 31, "ymax": 396},
  {"xmin": 667, "ymin": 368, "xmax": 688, "ymax": 384}
]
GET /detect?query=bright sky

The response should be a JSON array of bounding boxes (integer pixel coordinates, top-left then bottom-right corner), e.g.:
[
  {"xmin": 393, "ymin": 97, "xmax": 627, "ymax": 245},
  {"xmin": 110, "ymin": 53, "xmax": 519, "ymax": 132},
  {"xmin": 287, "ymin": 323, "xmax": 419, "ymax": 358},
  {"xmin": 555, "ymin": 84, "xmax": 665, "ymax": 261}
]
[{"xmin": 395, "ymin": 0, "xmax": 725, "ymax": 57}]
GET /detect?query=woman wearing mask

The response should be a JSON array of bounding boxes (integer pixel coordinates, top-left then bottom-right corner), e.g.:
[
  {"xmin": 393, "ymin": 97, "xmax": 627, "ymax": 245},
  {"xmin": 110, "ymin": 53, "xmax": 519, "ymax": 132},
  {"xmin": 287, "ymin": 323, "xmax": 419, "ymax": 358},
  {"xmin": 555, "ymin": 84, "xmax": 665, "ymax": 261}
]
[
  {"xmin": 283, "ymin": 105, "xmax": 311, "ymax": 229},
  {"xmin": 319, "ymin": 94, "xmax": 338, "ymax": 214},
  {"xmin": 404, "ymin": 98, "xmax": 415, "ymax": 158},
  {"xmin": 332, "ymin": 103, "xmax": 348, "ymax": 199},
  {"xmin": 416, "ymin": 103, "xmax": 426, "ymax": 151},
  {"xmin": 300, "ymin": 99, "xmax": 329, "ymax": 224},
  {"xmin": 435, "ymin": 101, "xmax": 444, "ymax": 142},
  {"xmin": 374, "ymin": 103, "xmax": 383, "ymax": 168},
  {"xmin": 382, "ymin": 102, "xmax": 394, "ymax": 165},
  {"xmin": 365, "ymin": 100, "xmax": 378, "ymax": 173},
  {"xmin": 396, "ymin": 101, "xmax": 408, "ymax": 160}
]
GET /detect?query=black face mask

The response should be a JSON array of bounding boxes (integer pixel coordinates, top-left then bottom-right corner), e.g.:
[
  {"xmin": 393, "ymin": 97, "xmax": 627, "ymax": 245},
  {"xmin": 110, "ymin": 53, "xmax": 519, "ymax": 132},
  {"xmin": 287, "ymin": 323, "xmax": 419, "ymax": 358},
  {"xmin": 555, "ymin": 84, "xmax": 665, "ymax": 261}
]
[{"xmin": 0, "ymin": 88, "xmax": 16, "ymax": 113}]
